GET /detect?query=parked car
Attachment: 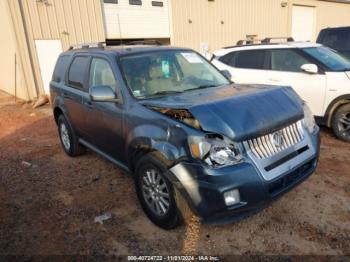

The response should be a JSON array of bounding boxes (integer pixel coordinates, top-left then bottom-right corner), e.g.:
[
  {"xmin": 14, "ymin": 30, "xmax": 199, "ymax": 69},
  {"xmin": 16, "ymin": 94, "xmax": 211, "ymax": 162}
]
[
  {"xmin": 212, "ymin": 38, "xmax": 350, "ymax": 142},
  {"xmin": 317, "ymin": 26, "xmax": 350, "ymax": 60},
  {"xmin": 51, "ymin": 42, "xmax": 320, "ymax": 229}
]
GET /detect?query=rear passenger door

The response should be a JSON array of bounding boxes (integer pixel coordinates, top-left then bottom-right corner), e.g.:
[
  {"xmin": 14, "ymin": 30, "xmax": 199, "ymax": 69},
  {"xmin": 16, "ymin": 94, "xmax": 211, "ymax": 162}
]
[
  {"xmin": 265, "ymin": 49, "xmax": 327, "ymax": 116},
  {"xmin": 50, "ymin": 55, "xmax": 70, "ymax": 100},
  {"xmin": 215, "ymin": 49, "xmax": 269, "ymax": 84},
  {"xmin": 62, "ymin": 55, "xmax": 91, "ymax": 136},
  {"xmin": 83, "ymin": 56, "xmax": 126, "ymax": 162}
]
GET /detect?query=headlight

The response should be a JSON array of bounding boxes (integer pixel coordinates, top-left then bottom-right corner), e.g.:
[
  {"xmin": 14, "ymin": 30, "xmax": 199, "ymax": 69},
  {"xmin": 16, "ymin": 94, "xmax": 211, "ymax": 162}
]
[
  {"xmin": 303, "ymin": 103, "xmax": 317, "ymax": 133},
  {"xmin": 188, "ymin": 135, "xmax": 243, "ymax": 167}
]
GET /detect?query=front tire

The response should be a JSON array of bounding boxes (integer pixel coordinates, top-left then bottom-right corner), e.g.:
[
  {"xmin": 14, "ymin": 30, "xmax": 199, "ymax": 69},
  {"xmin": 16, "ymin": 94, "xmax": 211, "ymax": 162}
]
[
  {"xmin": 332, "ymin": 104, "xmax": 350, "ymax": 142},
  {"xmin": 135, "ymin": 154, "xmax": 180, "ymax": 229},
  {"xmin": 57, "ymin": 115, "xmax": 85, "ymax": 157}
]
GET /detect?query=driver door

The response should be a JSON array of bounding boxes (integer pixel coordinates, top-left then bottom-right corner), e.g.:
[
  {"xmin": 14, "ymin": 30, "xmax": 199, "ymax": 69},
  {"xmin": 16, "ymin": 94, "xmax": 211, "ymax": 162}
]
[
  {"xmin": 265, "ymin": 49, "xmax": 327, "ymax": 117},
  {"xmin": 83, "ymin": 56, "xmax": 126, "ymax": 162}
]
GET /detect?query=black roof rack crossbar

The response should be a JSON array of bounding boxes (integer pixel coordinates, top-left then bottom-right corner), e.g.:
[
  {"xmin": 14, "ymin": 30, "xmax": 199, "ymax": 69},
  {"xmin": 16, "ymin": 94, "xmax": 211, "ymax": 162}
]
[
  {"xmin": 224, "ymin": 36, "xmax": 295, "ymax": 49},
  {"xmin": 69, "ymin": 42, "xmax": 106, "ymax": 50},
  {"xmin": 236, "ymin": 39, "xmax": 264, "ymax": 46},
  {"xmin": 261, "ymin": 37, "xmax": 294, "ymax": 43}
]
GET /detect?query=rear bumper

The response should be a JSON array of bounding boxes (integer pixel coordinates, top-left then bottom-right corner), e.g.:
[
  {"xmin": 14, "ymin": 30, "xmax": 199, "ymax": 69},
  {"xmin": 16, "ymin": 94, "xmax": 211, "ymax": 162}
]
[{"xmin": 168, "ymin": 129, "xmax": 320, "ymax": 224}]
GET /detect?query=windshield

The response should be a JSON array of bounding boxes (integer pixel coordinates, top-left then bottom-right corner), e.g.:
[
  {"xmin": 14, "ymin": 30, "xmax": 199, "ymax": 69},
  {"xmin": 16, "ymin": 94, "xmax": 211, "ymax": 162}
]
[
  {"xmin": 119, "ymin": 50, "xmax": 230, "ymax": 99},
  {"xmin": 303, "ymin": 46, "xmax": 350, "ymax": 71}
]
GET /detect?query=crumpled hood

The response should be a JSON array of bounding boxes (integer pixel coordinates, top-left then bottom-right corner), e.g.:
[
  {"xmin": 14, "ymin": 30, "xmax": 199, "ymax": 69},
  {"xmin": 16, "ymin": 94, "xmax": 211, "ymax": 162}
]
[{"xmin": 141, "ymin": 84, "xmax": 304, "ymax": 141}]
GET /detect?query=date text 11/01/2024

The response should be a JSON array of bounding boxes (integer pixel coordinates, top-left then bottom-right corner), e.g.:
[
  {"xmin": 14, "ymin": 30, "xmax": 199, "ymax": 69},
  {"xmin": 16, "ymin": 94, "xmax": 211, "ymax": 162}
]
[{"xmin": 127, "ymin": 255, "xmax": 220, "ymax": 261}]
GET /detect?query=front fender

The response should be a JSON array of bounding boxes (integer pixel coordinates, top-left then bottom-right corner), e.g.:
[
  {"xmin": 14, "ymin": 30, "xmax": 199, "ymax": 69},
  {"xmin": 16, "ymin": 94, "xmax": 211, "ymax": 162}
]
[{"xmin": 126, "ymin": 123, "xmax": 189, "ymax": 169}]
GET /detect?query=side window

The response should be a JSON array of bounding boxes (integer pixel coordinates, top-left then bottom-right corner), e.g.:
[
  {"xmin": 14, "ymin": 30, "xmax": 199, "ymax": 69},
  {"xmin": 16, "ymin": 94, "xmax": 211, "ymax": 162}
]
[
  {"xmin": 218, "ymin": 52, "xmax": 236, "ymax": 66},
  {"xmin": 68, "ymin": 56, "xmax": 90, "ymax": 90},
  {"xmin": 322, "ymin": 30, "xmax": 350, "ymax": 51},
  {"xmin": 89, "ymin": 58, "xmax": 117, "ymax": 92},
  {"xmin": 270, "ymin": 49, "xmax": 310, "ymax": 72},
  {"xmin": 234, "ymin": 50, "xmax": 266, "ymax": 69},
  {"xmin": 52, "ymin": 56, "xmax": 70, "ymax": 82}
]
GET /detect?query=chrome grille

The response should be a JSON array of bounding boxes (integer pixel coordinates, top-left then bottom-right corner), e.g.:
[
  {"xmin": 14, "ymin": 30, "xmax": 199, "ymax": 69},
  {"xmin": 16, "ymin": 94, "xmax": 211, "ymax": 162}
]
[{"xmin": 245, "ymin": 120, "xmax": 305, "ymax": 160}]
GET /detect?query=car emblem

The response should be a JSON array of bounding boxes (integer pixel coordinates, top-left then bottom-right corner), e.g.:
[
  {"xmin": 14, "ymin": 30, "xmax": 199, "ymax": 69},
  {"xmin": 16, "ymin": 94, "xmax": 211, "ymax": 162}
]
[{"xmin": 272, "ymin": 131, "xmax": 284, "ymax": 148}]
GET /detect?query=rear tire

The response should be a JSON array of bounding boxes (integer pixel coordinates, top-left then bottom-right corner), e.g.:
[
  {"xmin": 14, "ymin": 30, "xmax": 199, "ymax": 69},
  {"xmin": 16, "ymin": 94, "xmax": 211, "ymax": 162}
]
[
  {"xmin": 332, "ymin": 104, "xmax": 350, "ymax": 142},
  {"xmin": 134, "ymin": 153, "xmax": 180, "ymax": 230},
  {"xmin": 57, "ymin": 115, "xmax": 85, "ymax": 157}
]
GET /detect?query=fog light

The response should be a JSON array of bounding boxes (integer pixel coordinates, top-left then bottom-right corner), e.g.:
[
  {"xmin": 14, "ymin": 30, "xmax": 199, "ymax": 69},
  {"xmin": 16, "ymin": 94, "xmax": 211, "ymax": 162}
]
[{"xmin": 224, "ymin": 189, "xmax": 240, "ymax": 206}]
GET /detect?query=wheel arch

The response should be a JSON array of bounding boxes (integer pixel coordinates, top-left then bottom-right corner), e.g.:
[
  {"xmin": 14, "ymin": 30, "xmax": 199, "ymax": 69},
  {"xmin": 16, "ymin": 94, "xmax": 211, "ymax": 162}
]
[
  {"xmin": 53, "ymin": 106, "xmax": 64, "ymax": 125},
  {"xmin": 324, "ymin": 95, "xmax": 350, "ymax": 127},
  {"xmin": 127, "ymin": 139, "xmax": 182, "ymax": 173}
]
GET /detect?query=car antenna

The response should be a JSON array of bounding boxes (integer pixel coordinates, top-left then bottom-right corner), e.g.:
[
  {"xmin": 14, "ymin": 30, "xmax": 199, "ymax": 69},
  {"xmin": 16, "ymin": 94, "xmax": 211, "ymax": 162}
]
[{"xmin": 117, "ymin": 14, "xmax": 124, "ymax": 50}]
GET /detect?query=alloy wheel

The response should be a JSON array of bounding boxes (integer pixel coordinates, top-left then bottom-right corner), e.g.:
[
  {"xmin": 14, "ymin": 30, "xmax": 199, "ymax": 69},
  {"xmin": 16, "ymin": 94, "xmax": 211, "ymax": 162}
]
[
  {"xmin": 141, "ymin": 168, "xmax": 171, "ymax": 217},
  {"xmin": 60, "ymin": 123, "xmax": 71, "ymax": 150},
  {"xmin": 338, "ymin": 112, "xmax": 350, "ymax": 138}
]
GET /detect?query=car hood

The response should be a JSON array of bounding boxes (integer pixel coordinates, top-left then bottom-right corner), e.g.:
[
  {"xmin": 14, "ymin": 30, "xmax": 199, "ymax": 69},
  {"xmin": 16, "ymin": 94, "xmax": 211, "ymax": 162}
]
[{"xmin": 141, "ymin": 84, "xmax": 304, "ymax": 141}]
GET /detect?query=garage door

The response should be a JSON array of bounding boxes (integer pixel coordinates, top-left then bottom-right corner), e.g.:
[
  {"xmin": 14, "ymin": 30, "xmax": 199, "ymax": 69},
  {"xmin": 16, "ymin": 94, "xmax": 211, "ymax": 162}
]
[
  {"xmin": 103, "ymin": 0, "xmax": 170, "ymax": 39},
  {"xmin": 292, "ymin": 5, "xmax": 316, "ymax": 42},
  {"xmin": 35, "ymin": 40, "xmax": 62, "ymax": 95}
]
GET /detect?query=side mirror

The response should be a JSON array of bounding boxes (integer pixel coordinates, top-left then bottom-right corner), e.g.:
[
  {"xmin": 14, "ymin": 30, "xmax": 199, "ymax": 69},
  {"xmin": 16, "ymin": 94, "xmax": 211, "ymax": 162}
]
[
  {"xmin": 90, "ymin": 85, "xmax": 120, "ymax": 102},
  {"xmin": 301, "ymin": 64, "xmax": 318, "ymax": 74},
  {"xmin": 221, "ymin": 70, "xmax": 232, "ymax": 80}
]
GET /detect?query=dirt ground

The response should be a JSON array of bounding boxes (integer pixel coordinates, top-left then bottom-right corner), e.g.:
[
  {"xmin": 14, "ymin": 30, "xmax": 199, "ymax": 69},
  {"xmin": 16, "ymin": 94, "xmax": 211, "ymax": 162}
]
[{"xmin": 0, "ymin": 90, "xmax": 349, "ymax": 259}]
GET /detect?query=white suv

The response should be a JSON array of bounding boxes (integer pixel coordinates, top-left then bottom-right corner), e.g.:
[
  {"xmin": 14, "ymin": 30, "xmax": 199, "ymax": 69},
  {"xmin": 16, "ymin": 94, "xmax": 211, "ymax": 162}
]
[{"xmin": 212, "ymin": 39, "xmax": 350, "ymax": 142}]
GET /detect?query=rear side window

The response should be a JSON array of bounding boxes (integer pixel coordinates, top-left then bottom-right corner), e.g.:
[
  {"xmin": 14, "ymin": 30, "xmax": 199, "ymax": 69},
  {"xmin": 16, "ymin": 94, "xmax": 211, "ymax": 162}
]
[
  {"xmin": 234, "ymin": 50, "xmax": 266, "ymax": 69},
  {"xmin": 68, "ymin": 56, "xmax": 90, "ymax": 90},
  {"xmin": 270, "ymin": 49, "xmax": 310, "ymax": 72},
  {"xmin": 52, "ymin": 56, "xmax": 70, "ymax": 82},
  {"xmin": 321, "ymin": 29, "xmax": 350, "ymax": 51},
  {"xmin": 218, "ymin": 52, "xmax": 236, "ymax": 66}
]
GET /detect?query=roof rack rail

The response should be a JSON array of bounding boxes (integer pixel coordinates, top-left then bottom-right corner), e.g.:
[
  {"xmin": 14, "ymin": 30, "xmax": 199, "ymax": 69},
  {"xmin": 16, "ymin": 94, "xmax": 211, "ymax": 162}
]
[
  {"xmin": 224, "ymin": 36, "xmax": 295, "ymax": 48},
  {"xmin": 128, "ymin": 40, "xmax": 163, "ymax": 46},
  {"xmin": 69, "ymin": 42, "xmax": 106, "ymax": 50},
  {"xmin": 236, "ymin": 39, "xmax": 264, "ymax": 46},
  {"xmin": 261, "ymin": 37, "xmax": 294, "ymax": 43}
]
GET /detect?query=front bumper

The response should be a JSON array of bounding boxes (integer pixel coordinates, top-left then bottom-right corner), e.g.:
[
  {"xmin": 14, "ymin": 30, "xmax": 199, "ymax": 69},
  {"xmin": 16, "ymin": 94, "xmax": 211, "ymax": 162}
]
[{"xmin": 168, "ymin": 128, "xmax": 320, "ymax": 225}]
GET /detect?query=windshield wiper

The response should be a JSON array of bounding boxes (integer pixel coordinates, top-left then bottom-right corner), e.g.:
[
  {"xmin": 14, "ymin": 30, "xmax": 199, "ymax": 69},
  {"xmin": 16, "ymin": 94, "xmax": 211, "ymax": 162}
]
[
  {"xmin": 185, "ymin": 84, "xmax": 219, "ymax": 92},
  {"xmin": 150, "ymin": 90, "xmax": 183, "ymax": 97}
]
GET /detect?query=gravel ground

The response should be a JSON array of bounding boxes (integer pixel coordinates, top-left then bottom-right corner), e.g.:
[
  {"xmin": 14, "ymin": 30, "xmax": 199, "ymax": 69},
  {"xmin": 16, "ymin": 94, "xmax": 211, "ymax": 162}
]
[{"xmin": 0, "ymin": 91, "xmax": 349, "ymax": 259}]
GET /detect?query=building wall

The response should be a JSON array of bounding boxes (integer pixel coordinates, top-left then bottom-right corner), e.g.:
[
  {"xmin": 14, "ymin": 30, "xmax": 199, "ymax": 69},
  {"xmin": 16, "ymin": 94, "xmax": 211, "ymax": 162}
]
[
  {"xmin": 103, "ymin": 0, "xmax": 170, "ymax": 39},
  {"xmin": 0, "ymin": 0, "xmax": 28, "ymax": 100},
  {"xmin": 21, "ymin": 0, "xmax": 105, "ymax": 51},
  {"xmin": 170, "ymin": 0, "xmax": 350, "ymax": 52},
  {"xmin": 2, "ymin": 0, "xmax": 106, "ymax": 100}
]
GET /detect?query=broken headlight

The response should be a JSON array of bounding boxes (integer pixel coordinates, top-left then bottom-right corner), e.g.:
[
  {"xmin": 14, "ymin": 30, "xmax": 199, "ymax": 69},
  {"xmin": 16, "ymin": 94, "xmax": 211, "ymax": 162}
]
[
  {"xmin": 188, "ymin": 135, "xmax": 243, "ymax": 167},
  {"xmin": 303, "ymin": 103, "xmax": 317, "ymax": 133}
]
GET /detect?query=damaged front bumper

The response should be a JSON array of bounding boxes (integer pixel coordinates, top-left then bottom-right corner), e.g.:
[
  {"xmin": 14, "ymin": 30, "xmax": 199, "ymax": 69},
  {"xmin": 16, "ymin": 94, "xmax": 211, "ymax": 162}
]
[{"xmin": 168, "ymin": 128, "xmax": 320, "ymax": 225}]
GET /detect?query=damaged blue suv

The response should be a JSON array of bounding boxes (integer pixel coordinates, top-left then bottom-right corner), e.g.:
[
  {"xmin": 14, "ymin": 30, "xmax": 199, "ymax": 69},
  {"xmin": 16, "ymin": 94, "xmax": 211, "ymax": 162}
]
[{"xmin": 51, "ymin": 43, "xmax": 320, "ymax": 229}]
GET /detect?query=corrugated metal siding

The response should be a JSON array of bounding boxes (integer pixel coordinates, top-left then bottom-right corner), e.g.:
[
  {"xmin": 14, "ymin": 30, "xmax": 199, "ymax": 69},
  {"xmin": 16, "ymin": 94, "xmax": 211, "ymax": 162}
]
[
  {"xmin": 21, "ymin": 0, "xmax": 105, "ymax": 50},
  {"xmin": 170, "ymin": 0, "xmax": 289, "ymax": 52},
  {"xmin": 170, "ymin": 0, "xmax": 350, "ymax": 52},
  {"xmin": 103, "ymin": 0, "xmax": 170, "ymax": 39},
  {"xmin": 7, "ymin": 0, "xmax": 106, "ymax": 97},
  {"xmin": 0, "ymin": 1, "xmax": 29, "ymax": 100},
  {"xmin": 6, "ymin": 0, "xmax": 38, "ymax": 100}
]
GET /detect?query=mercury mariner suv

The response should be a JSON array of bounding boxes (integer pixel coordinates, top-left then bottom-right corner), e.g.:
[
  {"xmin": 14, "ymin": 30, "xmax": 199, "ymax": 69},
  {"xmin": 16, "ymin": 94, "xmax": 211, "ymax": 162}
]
[
  {"xmin": 51, "ymin": 42, "xmax": 320, "ymax": 229},
  {"xmin": 212, "ymin": 38, "xmax": 350, "ymax": 142}
]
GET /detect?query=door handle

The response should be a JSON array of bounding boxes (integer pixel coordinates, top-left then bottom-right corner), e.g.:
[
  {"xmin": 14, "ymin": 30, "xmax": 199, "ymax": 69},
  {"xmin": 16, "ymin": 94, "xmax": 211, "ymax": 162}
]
[
  {"xmin": 268, "ymin": 78, "xmax": 280, "ymax": 82},
  {"xmin": 62, "ymin": 92, "xmax": 71, "ymax": 99},
  {"xmin": 84, "ymin": 100, "xmax": 93, "ymax": 109}
]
